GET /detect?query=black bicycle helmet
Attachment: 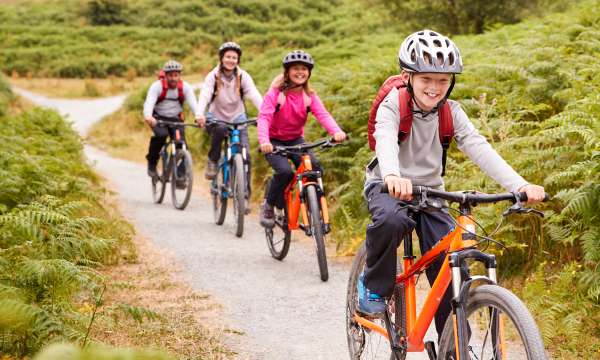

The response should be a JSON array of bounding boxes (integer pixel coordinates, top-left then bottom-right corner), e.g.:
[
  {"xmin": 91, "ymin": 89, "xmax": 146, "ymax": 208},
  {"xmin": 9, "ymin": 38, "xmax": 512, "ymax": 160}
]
[
  {"xmin": 398, "ymin": 30, "xmax": 463, "ymax": 74},
  {"xmin": 219, "ymin": 41, "xmax": 242, "ymax": 61},
  {"xmin": 282, "ymin": 50, "xmax": 314, "ymax": 70}
]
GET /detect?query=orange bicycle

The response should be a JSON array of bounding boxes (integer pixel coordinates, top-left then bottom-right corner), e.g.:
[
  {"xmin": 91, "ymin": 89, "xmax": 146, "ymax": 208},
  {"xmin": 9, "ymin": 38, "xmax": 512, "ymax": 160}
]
[
  {"xmin": 264, "ymin": 138, "xmax": 341, "ymax": 282},
  {"xmin": 346, "ymin": 186, "xmax": 549, "ymax": 359}
]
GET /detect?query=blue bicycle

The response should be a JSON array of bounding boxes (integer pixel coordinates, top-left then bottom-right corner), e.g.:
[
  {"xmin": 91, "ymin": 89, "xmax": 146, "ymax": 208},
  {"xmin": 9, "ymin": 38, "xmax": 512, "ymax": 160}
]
[{"xmin": 209, "ymin": 118, "xmax": 256, "ymax": 237}]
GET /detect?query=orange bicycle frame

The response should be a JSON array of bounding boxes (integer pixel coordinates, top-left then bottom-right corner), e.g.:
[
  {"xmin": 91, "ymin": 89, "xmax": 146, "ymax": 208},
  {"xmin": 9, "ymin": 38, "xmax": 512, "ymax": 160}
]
[
  {"xmin": 354, "ymin": 214, "xmax": 477, "ymax": 352},
  {"xmin": 283, "ymin": 154, "xmax": 331, "ymax": 231}
]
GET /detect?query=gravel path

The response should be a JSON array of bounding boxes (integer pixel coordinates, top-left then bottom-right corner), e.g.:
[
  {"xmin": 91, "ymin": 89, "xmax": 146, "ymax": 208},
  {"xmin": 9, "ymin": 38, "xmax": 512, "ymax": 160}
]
[{"xmin": 15, "ymin": 88, "xmax": 434, "ymax": 360}]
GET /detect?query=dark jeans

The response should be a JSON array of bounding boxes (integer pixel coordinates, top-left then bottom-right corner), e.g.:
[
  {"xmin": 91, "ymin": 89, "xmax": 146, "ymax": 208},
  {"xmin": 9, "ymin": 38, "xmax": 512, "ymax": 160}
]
[
  {"xmin": 205, "ymin": 113, "xmax": 252, "ymax": 197},
  {"xmin": 146, "ymin": 117, "xmax": 186, "ymax": 166},
  {"xmin": 364, "ymin": 183, "xmax": 455, "ymax": 338},
  {"xmin": 264, "ymin": 137, "xmax": 321, "ymax": 209}
]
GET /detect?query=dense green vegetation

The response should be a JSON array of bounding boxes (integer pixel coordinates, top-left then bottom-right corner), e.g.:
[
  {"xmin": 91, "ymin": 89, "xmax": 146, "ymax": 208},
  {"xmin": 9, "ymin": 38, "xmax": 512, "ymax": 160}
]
[{"xmin": 3, "ymin": 0, "xmax": 599, "ymax": 357}]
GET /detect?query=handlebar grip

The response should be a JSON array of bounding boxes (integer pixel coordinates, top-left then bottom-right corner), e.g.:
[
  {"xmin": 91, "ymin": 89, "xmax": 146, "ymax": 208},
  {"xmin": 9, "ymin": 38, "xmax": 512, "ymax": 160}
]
[
  {"xmin": 379, "ymin": 184, "xmax": 422, "ymax": 195},
  {"xmin": 516, "ymin": 192, "xmax": 550, "ymax": 202}
]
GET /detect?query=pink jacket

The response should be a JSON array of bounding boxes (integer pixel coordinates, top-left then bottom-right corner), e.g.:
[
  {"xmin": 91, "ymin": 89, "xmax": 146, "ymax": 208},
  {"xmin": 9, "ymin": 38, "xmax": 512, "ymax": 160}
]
[{"xmin": 257, "ymin": 87, "xmax": 341, "ymax": 144}]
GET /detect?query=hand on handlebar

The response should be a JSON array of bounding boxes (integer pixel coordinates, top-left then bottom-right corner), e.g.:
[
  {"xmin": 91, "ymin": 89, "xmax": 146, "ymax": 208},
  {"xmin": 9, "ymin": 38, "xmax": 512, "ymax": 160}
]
[
  {"xmin": 260, "ymin": 143, "xmax": 274, "ymax": 154},
  {"xmin": 196, "ymin": 115, "xmax": 206, "ymax": 128},
  {"xmin": 333, "ymin": 131, "xmax": 347, "ymax": 143},
  {"xmin": 144, "ymin": 116, "xmax": 157, "ymax": 128},
  {"xmin": 517, "ymin": 184, "xmax": 545, "ymax": 205},
  {"xmin": 384, "ymin": 175, "xmax": 413, "ymax": 201}
]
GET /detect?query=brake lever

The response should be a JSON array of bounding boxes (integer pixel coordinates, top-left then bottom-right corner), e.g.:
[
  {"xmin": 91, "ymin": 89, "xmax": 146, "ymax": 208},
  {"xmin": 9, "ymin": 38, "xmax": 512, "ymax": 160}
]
[{"xmin": 502, "ymin": 204, "xmax": 544, "ymax": 218}]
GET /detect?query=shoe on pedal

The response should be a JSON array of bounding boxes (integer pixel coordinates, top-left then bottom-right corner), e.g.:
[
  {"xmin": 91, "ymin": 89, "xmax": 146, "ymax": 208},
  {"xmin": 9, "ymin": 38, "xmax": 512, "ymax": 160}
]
[
  {"xmin": 175, "ymin": 179, "xmax": 187, "ymax": 189},
  {"xmin": 259, "ymin": 200, "xmax": 275, "ymax": 228},
  {"xmin": 357, "ymin": 272, "xmax": 387, "ymax": 316},
  {"xmin": 244, "ymin": 199, "xmax": 251, "ymax": 215},
  {"xmin": 205, "ymin": 160, "xmax": 218, "ymax": 180},
  {"xmin": 147, "ymin": 162, "xmax": 158, "ymax": 178}
]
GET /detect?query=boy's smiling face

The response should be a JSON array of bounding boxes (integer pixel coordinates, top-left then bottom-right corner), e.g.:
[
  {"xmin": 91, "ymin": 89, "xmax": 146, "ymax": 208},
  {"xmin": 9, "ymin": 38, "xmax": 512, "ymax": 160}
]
[{"xmin": 401, "ymin": 71, "xmax": 452, "ymax": 112}]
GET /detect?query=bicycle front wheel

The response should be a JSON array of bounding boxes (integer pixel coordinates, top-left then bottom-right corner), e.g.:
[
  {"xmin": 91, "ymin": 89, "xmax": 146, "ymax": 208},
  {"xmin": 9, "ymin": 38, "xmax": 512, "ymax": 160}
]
[
  {"xmin": 212, "ymin": 162, "xmax": 227, "ymax": 225},
  {"xmin": 152, "ymin": 150, "xmax": 167, "ymax": 204},
  {"xmin": 306, "ymin": 185, "xmax": 328, "ymax": 282},
  {"xmin": 232, "ymin": 154, "xmax": 245, "ymax": 237},
  {"xmin": 438, "ymin": 284, "xmax": 548, "ymax": 360},
  {"xmin": 171, "ymin": 150, "xmax": 193, "ymax": 210}
]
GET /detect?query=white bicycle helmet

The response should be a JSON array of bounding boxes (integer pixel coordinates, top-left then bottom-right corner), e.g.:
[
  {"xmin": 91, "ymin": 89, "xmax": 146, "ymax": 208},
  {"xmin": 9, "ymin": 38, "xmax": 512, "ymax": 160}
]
[
  {"xmin": 163, "ymin": 60, "xmax": 183, "ymax": 73},
  {"xmin": 282, "ymin": 50, "xmax": 314, "ymax": 70},
  {"xmin": 398, "ymin": 30, "xmax": 463, "ymax": 73}
]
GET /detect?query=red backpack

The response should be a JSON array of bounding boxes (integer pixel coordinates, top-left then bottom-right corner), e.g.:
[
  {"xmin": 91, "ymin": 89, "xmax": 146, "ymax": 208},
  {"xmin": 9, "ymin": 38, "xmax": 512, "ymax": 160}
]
[
  {"xmin": 367, "ymin": 75, "xmax": 454, "ymax": 176},
  {"xmin": 156, "ymin": 70, "xmax": 185, "ymax": 106}
]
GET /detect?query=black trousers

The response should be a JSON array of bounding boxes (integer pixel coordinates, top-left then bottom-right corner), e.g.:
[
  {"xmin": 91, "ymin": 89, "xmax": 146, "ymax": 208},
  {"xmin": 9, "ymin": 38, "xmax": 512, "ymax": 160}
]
[
  {"xmin": 146, "ymin": 118, "xmax": 186, "ymax": 166},
  {"xmin": 264, "ymin": 137, "xmax": 321, "ymax": 209},
  {"xmin": 364, "ymin": 183, "xmax": 455, "ymax": 338},
  {"xmin": 206, "ymin": 122, "xmax": 252, "ymax": 197}
]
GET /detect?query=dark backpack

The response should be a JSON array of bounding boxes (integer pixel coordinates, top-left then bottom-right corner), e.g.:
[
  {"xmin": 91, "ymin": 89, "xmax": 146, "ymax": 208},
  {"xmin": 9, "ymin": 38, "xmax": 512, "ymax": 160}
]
[{"xmin": 367, "ymin": 75, "xmax": 454, "ymax": 176}]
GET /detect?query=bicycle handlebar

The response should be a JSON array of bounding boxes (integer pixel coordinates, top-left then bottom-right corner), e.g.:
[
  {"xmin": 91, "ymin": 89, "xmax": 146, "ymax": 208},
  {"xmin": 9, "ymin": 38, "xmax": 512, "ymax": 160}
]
[
  {"xmin": 206, "ymin": 118, "xmax": 257, "ymax": 128},
  {"xmin": 380, "ymin": 185, "xmax": 549, "ymax": 205},
  {"xmin": 269, "ymin": 137, "xmax": 348, "ymax": 155},
  {"xmin": 155, "ymin": 120, "xmax": 200, "ymax": 128}
]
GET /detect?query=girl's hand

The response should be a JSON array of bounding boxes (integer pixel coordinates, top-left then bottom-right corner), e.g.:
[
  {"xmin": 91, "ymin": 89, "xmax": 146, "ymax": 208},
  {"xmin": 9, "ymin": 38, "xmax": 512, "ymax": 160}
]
[
  {"xmin": 260, "ymin": 143, "xmax": 274, "ymax": 154},
  {"xmin": 333, "ymin": 131, "xmax": 347, "ymax": 143},
  {"xmin": 517, "ymin": 184, "xmax": 545, "ymax": 204}
]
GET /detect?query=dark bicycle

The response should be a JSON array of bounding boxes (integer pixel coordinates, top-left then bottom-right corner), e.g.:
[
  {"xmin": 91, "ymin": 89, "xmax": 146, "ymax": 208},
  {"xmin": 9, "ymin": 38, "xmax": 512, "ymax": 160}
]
[
  {"xmin": 151, "ymin": 118, "xmax": 199, "ymax": 210},
  {"xmin": 209, "ymin": 118, "xmax": 256, "ymax": 237}
]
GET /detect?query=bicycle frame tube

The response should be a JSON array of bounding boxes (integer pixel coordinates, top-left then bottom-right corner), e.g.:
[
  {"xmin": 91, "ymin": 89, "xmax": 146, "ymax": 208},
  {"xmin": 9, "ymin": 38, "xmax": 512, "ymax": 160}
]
[{"xmin": 354, "ymin": 214, "xmax": 478, "ymax": 352}]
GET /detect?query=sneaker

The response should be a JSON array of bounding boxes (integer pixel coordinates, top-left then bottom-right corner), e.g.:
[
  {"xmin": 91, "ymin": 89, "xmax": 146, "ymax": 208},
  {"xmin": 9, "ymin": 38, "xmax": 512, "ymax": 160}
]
[
  {"xmin": 259, "ymin": 200, "xmax": 275, "ymax": 228},
  {"xmin": 357, "ymin": 272, "xmax": 387, "ymax": 316},
  {"xmin": 147, "ymin": 162, "xmax": 158, "ymax": 178},
  {"xmin": 175, "ymin": 179, "xmax": 187, "ymax": 189},
  {"xmin": 205, "ymin": 160, "xmax": 218, "ymax": 180}
]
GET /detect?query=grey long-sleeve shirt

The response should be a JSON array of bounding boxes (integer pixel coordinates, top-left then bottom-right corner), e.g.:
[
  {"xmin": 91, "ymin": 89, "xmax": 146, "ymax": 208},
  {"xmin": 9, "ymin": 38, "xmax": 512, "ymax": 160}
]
[
  {"xmin": 143, "ymin": 80, "xmax": 200, "ymax": 119},
  {"xmin": 365, "ymin": 87, "xmax": 528, "ymax": 193}
]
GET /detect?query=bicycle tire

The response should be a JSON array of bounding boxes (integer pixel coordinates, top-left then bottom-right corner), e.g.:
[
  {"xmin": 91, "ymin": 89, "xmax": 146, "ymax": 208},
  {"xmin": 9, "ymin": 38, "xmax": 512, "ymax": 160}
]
[
  {"xmin": 306, "ymin": 185, "xmax": 328, "ymax": 281},
  {"xmin": 212, "ymin": 163, "xmax": 227, "ymax": 225},
  {"xmin": 438, "ymin": 284, "xmax": 548, "ymax": 360},
  {"xmin": 171, "ymin": 150, "xmax": 193, "ymax": 210},
  {"xmin": 232, "ymin": 154, "xmax": 245, "ymax": 237},
  {"xmin": 346, "ymin": 242, "xmax": 406, "ymax": 360},
  {"xmin": 265, "ymin": 179, "xmax": 291, "ymax": 260},
  {"xmin": 152, "ymin": 150, "xmax": 167, "ymax": 204}
]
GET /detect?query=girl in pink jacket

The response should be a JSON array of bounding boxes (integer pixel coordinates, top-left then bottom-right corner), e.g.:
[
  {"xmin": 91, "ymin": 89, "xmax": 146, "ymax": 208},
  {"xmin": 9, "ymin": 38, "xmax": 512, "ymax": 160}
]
[{"xmin": 258, "ymin": 50, "xmax": 346, "ymax": 228}]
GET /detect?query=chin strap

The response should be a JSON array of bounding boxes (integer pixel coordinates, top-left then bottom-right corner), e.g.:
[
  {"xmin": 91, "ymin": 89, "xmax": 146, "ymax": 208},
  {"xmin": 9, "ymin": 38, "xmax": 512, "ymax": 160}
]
[{"xmin": 405, "ymin": 74, "xmax": 456, "ymax": 117}]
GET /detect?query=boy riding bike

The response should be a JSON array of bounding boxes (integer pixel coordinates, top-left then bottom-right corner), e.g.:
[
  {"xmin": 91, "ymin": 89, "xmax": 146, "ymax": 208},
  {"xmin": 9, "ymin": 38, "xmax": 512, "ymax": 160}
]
[
  {"xmin": 359, "ymin": 29, "xmax": 545, "ymax": 344},
  {"xmin": 197, "ymin": 42, "xmax": 263, "ymax": 211},
  {"xmin": 143, "ymin": 60, "xmax": 201, "ymax": 178},
  {"xmin": 257, "ymin": 50, "xmax": 346, "ymax": 228}
]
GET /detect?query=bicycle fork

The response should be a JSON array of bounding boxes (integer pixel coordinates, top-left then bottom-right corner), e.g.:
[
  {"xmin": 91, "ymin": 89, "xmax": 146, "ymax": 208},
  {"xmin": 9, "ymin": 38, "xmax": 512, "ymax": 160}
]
[{"xmin": 448, "ymin": 249, "xmax": 500, "ymax": 360}]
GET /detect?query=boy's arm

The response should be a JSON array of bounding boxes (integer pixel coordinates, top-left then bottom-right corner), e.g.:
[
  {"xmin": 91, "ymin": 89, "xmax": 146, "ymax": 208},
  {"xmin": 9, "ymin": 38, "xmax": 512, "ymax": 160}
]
[
  {"xmin": 374, "ymin": 90, "xmax": 402, "ymax": 180},
  {"xmin": 452, "ymin": 103, "xmax": 528, "ymax": 192}
]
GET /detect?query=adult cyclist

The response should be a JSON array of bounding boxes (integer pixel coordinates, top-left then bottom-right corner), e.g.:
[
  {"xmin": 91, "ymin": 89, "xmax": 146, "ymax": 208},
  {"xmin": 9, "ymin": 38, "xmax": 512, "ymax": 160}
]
[
  {"xmin": 143, "ymin": 60, "xmax": 201, "ymax": 180},
  {"xmin": 197, "ymin": 42, "xmax": 263, "ymax": 212}
]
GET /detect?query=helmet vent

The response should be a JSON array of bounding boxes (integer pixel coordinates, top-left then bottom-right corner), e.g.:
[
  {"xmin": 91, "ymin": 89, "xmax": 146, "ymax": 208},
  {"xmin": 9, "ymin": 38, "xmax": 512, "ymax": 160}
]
[{"xmin": 433, "ymin": 39, "xmax": 442, "ymax": 47}]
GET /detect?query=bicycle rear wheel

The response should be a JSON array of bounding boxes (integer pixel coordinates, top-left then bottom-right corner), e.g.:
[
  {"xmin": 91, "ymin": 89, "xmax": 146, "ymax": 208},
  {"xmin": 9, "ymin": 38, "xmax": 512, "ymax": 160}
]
[
  {"xmin": 152, "ymin": 150, "xmax": 167, "ymax": 204},
  {"xmin": 171, "ymin": 149, "xmax": 193, "ymax": 210},
  {"xmin": 232, "ymin": 154, "xmax": 245, "ymax": 237},
  {"xmin": 211, "ymin": 161, "xmax": 227, "ymax": 225},
  {"xmin": 264, "ymin": 180, "xmax": 291, "ymax": 260},
  {"xmin": 438, "ymin": 284, "xmax": 548, "ymax": 360},
  {"xmin": 306, "ymin": 185, "xmax": 328, "ymax": 282},
  {"xmin": 346, "ymin": 242, "xmax": 405, "ymax": 360}
]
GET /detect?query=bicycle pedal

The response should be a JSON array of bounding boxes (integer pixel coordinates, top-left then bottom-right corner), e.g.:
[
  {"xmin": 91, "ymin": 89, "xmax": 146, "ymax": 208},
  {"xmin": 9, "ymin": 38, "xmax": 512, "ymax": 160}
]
[
  {"xmin": 323, "ymin": 223, "xmax": 331, "ymax": 234},
  {"xmin": 424, "ymin": 341, "xmax": 437, "ymax": 360}
]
